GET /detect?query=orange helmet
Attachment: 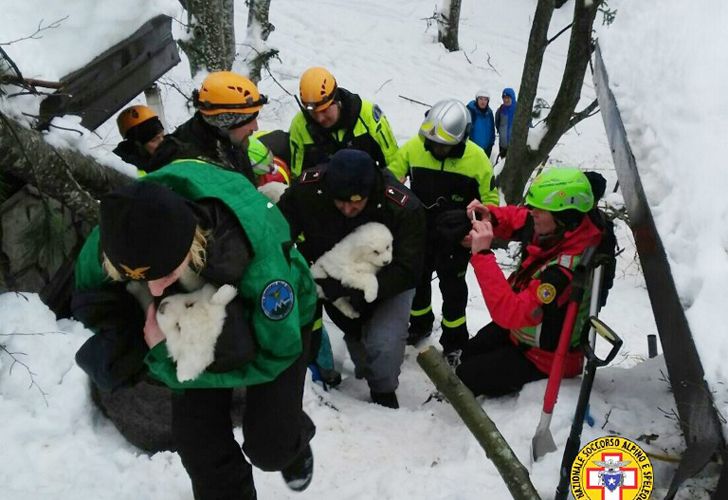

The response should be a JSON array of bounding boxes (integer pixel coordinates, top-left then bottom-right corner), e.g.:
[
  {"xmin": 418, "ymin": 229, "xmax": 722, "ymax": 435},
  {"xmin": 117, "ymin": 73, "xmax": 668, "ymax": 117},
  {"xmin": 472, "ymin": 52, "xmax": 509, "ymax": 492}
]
[
  {"xmin": 117, "ymin": 105, "xmax": 158, "ymax": 138},
  {"xmin": 194, "ymin": 71, "xmax": 267, "ymax": 116},
  {"xmin": 299, "ymin": 67, "xmax": 338, "ymax": 112}
]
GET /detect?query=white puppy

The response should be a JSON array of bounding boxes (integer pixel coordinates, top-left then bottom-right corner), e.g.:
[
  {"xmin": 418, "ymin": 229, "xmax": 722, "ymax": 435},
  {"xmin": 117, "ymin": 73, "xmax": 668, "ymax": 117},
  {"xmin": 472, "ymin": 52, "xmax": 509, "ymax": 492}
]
[
  {"xmin": 310, "ymin": 222, "xmax": 393, "ymax": 319},
  {"xmin": 155, "ymin": 284, "xmax": 238, "ymax": 382}
]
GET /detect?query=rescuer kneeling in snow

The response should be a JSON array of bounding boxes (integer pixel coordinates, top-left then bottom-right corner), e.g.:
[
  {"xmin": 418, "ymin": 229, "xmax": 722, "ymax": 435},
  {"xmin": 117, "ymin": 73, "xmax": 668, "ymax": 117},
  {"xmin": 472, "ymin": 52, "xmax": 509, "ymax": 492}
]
[{"xmin": 456, "ymin": 168, "xmax": 602, "ymax": 397}]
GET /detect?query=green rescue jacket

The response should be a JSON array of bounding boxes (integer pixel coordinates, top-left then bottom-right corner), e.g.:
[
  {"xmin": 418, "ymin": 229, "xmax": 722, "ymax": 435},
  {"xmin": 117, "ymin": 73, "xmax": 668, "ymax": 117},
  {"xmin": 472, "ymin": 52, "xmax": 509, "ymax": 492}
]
[
  {"xmin": 388, "ymin": 136, "xmax": 499, "ymax": 218},
  {"xmin": 75, "ymin": 160, "xmax": 317, "ymax": 389},
  {"xmin": 289, "ymin": 88, "xmax": 398, "ymax": 178}
]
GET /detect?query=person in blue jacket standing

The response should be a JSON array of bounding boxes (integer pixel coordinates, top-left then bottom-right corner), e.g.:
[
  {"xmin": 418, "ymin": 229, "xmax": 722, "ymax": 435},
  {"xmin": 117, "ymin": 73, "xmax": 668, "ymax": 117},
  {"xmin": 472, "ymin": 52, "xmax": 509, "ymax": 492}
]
[
  {"xmin": 466, "ymin": 90, "xmax": 495, "ymax": 157},
  {"xmin": 495, "ymin": 87, "xmax": 517, "ymax": 159}
]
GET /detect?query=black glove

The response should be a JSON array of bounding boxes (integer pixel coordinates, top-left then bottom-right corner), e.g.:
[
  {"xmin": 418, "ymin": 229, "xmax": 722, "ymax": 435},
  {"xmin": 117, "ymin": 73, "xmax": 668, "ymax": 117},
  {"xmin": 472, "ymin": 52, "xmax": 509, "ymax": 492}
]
[
  {"xmin": 315, "ymin": 278, "xmax": 367, "ymax": 311},
  {"xmin": 315, "ymin": 278, "xmax": 348, "ymax": 301},
  {"xmin": 435, "ymin": 209, "xmax": 471, "ymax": 247},
  {"xmin": 346, "ymin": 288, "xmax": 367, "ymax": 313}
]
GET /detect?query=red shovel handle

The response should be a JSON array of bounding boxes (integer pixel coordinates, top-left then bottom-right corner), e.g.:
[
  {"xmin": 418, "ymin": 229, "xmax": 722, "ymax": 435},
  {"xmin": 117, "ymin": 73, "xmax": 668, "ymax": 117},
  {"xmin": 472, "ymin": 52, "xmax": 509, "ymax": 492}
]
[{"xmin": 542, "ymin": 300, "xmax": 579, "ymax": 414}]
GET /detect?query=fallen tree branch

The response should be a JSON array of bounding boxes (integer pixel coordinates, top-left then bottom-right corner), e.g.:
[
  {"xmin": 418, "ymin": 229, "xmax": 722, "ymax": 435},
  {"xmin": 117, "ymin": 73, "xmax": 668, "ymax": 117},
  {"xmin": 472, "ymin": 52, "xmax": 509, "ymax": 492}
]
[
  {"xmin": 0, "ymin": 76, "xmax": 62, "ymax": 89},
  {"xmin": 0, "ymin": 112, "xmax": 133, "ymax": 224},
  {"xmin": 417, "ymin": 347, "xmax": 541, "ymax": 500}
]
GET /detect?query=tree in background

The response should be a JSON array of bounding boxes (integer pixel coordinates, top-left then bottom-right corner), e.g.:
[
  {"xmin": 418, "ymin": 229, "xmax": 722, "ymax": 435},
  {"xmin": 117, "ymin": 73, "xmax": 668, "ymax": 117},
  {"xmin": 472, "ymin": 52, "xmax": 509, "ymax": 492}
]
[
  {"xmin": 437, "ymin": 0, "xmax": 462, "ymax": 52},
  {"xmin": 178, "ymin": 0, "xmax": 235, "ymax": 77},
  {"xmin": 241, "ymin": 0, "xmax": 278, "ymax": 83},
  {"xmin": 499, "ymin": 0, "xmax": 604, "ymax": 204}
]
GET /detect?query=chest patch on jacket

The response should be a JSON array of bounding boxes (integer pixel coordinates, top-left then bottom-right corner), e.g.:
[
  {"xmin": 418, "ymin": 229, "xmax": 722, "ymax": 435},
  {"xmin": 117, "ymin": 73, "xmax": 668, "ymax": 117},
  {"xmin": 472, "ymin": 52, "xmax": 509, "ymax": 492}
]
[
  {"xmin": 536, "ymin": 282, "xmax": 557, "ymax": 304},
  {"xmin": 260, "ymin": 280, "xmax": 295, "ymax": 320},
  {"xmin": 372, "ymin": 104, "xmax": 383, "ymax": 122}
]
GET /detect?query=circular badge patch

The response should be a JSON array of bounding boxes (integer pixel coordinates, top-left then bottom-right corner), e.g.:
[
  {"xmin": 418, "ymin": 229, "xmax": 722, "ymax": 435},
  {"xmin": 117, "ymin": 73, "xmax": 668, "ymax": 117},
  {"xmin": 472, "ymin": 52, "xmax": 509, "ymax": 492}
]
[
  {"xmin": 571, "ymin": 436, "xmax": 653, "ymax": 500},
  {"xmin": 260, "ymin": 280, "xmax": 295, "ymax": 321},
  {"xmin": 536, "ymin": 282, "xmax": 557, "ymax": 304}
]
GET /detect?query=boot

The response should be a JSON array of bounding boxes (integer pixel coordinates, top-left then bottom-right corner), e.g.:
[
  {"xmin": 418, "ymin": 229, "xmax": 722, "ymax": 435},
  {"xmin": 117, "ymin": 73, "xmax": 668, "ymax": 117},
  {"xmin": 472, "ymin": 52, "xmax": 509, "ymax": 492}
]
[
  {"xmin": 407, "ymin": 312, "xmax": 434, "ymax": 346},
  {"xmin": 318, "ymin": 366, "xmax": 342, "ymax": 388},
  {"xmin": 440, "ymin": 324, "xmax": 469, "ymax": 355},
  {"xmin": 444, "ymin": 349, "xmax": 463, "ymax": 369},
  {"xmin": 370, "ymin": 390, "xmax": 399, "ymax": 409},
  {"xmin": 281, "ymin": 444, "xmax": 314, "ymax": 492}
]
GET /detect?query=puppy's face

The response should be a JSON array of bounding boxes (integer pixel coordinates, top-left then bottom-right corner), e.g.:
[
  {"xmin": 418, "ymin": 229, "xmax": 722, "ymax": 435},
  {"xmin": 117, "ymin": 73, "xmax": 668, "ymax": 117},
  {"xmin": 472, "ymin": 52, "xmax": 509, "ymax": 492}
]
[
  {"xmin": 363, "ymin": 238, "xmax": 393, "ymax": 267},
  {"xmin": 156, "ymin": 297, "xmax": 193, "ymax": 338}
]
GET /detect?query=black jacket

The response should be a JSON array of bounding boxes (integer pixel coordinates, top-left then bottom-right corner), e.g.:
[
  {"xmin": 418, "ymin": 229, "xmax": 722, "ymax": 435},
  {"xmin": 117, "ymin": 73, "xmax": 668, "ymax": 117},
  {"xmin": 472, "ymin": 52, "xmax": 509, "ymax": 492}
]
[
  {"xmin": 146, "ymin": 112, "xmax": 255, "ymax": 183},
  {"xmin": 277, "ymin": 166, "xmax": 426, "ymax": 305},
  {"xmin": 113, "ymin": 140, "xmax": 154, "ymax": 171},
  {"xmin": 73, "ymin": 199, "xmax": 255, "ymax": 391}
]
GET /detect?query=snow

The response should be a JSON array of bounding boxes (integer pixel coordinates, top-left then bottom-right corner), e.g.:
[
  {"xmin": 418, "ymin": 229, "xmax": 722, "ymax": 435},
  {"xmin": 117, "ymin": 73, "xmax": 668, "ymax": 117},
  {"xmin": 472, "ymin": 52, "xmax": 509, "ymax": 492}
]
[
  {"xmin": 0, "ymin": 0, "xmax": 719, "ymax": 498},
  {"xmin": 598, "ymin": 0, "xmax": 728, "ymax": 435}
]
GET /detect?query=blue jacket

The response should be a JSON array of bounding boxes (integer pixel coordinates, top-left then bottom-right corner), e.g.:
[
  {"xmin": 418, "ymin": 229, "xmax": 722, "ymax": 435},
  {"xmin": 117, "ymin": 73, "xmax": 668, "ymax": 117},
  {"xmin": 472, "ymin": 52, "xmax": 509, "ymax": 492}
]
[
  {"xmin": 495, "ymin": 88, "xmax": 517, "ymax": 148},
  {"xmin": 466, "ymin": 100, "xmax": 495, "ymax": 152}
]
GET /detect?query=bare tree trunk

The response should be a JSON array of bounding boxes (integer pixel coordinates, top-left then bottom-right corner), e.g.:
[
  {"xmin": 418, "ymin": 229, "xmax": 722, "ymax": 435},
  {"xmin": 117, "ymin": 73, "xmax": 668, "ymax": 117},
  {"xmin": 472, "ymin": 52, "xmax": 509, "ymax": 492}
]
[
  {"xmin": 242, "ymin": 0, "xmax": 278, "ymax": 83},
  {"xmin": 499, "ymin": 0, "xmax": 602, "ymax": 204},
  {"xmin": 0, "ymin": 112, "xmax": 133, "ymax": 224},
  {"xmin": 417, "ymin": 347, "xmax": 541, "ymax": 500},
  {"xmin": 437, "ymin": 0, "xmax": 462, "ymax": 52},
  {"xmin": 178, "ymin": 0, "xmax": 236, "ymax": 77}
]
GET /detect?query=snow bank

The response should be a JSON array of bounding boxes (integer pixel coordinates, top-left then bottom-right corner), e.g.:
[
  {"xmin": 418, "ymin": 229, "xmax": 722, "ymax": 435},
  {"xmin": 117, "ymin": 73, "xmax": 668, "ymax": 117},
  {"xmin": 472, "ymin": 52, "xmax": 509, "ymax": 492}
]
[{"xmin": 598, "ymin": 0, "xmax": 728, "ymax": 433}]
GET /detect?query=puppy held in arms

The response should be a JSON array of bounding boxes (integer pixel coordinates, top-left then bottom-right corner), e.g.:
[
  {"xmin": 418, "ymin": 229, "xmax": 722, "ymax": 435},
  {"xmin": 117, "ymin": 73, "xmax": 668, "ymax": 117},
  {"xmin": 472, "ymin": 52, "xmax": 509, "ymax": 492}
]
[
  {"xmin": 310, "ymin": 222, "xmax": 393, "ymax": 319},
  {"xmin": 127, "ymin": 281, "xmax": 238, "ymax": 382}
]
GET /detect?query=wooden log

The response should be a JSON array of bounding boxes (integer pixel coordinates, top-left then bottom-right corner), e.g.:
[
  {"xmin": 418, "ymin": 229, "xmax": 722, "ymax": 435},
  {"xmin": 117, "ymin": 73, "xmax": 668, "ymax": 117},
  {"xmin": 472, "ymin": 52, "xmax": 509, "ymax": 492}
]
[{"xmin": 417, "ymin": 346, "xmax": 541, "ymax": 500}]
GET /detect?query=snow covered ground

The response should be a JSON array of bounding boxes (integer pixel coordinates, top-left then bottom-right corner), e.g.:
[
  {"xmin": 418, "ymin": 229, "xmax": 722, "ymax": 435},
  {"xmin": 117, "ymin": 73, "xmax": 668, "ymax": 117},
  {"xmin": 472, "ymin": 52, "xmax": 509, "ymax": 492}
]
[{"xmin": 0, "ymin": 0, "xmax": 721, "ymax": 498}]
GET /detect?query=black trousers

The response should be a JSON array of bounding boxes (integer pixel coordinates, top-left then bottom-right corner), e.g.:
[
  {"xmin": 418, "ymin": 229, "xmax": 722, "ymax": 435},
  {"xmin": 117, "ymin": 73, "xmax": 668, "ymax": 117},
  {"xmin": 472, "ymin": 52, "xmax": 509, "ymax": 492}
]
[
  {"xmin": 456, "ymin": 323, "xmax": 546, "ymax": 397},
  {"xmin": 410, "ymin": 248, "xmax": 471, "ymax": 353},
  {"xmin": 171, "ymin": 331, "xmax": 315, "ymax": 500}
]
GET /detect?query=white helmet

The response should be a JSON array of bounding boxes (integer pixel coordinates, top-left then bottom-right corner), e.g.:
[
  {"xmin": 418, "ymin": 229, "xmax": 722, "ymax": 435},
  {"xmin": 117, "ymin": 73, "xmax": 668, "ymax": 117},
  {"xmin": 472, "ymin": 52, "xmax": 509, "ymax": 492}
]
[
  {"xmin": 419, "ymin": 99, "xmax": 471, "ymax": 145},
  {"xmin": 475, "ymin": 89, "xmax": 490, "ymax": 99}
]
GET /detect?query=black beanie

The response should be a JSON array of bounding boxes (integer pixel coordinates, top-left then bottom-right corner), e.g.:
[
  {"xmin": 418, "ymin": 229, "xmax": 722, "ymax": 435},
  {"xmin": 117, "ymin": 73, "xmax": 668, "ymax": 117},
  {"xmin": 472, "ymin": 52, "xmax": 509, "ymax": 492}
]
[
  {"xmin": 100, "ymin": 182, "xmax": 197, "ymax": 281},
  {"xmin": 126, "ymin": 117, "xmax": 164, "ymax": 145},
  {"xmin": 434, "ymin": 209, "xmax": 472, "ymax": 246},
  {"xmin": 324, "ymin": 149, "xmax": 377, "ymax": 201}
]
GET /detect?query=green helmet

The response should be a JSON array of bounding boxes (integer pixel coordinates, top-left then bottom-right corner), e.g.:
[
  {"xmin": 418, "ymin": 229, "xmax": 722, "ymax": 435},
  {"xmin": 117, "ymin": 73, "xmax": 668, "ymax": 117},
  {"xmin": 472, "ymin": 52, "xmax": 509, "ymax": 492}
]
[
  {"xmin": 525, "ymin": 167, "xmax": 594, "ymax": 213},
  {"xmin": 247, "ymin": 136, "xmax": 274, "ymax": 175}
]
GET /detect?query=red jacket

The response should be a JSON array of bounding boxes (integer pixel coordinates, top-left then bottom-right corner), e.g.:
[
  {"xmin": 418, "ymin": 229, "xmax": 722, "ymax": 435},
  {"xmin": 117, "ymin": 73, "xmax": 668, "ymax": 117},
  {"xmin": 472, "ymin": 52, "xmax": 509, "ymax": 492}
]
[{"xmin": 471, "ymin": 205, "xmax": 602, "ymax": 376}]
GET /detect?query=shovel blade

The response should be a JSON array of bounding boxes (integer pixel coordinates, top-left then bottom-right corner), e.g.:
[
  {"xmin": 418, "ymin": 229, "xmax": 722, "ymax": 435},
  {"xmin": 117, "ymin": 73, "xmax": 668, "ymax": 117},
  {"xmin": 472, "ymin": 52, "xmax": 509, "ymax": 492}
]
[{"xmin": 531, "ymin": 412, "xmax": 557, "ymax": 461}]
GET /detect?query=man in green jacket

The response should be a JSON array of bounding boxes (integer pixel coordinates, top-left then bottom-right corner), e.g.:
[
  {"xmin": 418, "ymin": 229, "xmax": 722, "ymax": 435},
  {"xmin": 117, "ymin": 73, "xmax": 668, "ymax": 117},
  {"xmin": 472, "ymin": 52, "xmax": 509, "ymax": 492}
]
[
  {"xmin": 288, "ymin": 66, "xmax": 399, "ymax": 179},
  {"xmin": 388, "ymin": 99, "xmax": 499, "ymax": 360},
  {"xmin": 73, "ymin": 164, "xmax": 317, "ymax": 498}
]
